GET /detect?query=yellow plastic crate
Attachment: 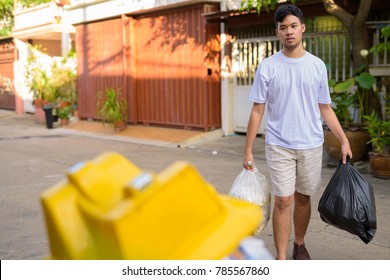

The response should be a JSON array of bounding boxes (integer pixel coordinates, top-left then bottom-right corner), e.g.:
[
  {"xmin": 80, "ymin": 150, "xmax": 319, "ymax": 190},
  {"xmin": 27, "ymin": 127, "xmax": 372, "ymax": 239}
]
[{"xmin": 41, "ymin": 152, "xmax": 262, "ymax": 259}]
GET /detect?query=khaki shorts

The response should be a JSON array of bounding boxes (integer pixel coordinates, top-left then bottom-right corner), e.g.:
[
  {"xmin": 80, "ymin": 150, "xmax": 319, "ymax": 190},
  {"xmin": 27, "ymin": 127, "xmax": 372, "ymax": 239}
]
[{"xmin": 265, "ymin": 144, "xmax": 323, "ymax": 197}]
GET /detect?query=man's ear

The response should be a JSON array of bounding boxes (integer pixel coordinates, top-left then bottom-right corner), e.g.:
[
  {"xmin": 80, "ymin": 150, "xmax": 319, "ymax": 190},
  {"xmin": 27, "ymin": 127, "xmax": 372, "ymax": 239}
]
[{"xmin": 301, "ymin": 23, "xmax": 306, "ymax": 33}]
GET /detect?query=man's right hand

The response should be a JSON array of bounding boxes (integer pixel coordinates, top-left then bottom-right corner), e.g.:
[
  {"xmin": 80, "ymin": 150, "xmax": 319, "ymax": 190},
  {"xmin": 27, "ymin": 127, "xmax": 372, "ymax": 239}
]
[{"xmin": 243, "ymin": 156, "xmax": 254, "ymax": 171}]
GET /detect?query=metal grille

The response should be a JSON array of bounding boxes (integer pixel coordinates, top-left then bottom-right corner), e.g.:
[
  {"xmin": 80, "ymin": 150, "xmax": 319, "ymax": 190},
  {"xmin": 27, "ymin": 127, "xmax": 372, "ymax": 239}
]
[
  {"xmin": 232, "ymin": 20, "xmax": 389, "ymax": 86},
  {"xmin": 0, "ymin": 39, "xmax": 16, "ymax": 110},
  {"xmin": 232, "ymin": 31, "xmax": 352, "ymax": 86},
  {"xmin": 369, "ymin": 22, "xmax": 390, "ymax": 66}
]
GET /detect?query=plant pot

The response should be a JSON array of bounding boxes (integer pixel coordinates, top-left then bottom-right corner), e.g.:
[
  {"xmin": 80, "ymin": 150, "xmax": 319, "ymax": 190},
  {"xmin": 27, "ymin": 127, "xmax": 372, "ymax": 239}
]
[
  {"xmin": 34, "ymin": 99, "xmax": 49, "ymax": 124},
  {"xmin": 59, "ymin": 118, "xmax": 70, "ymax": 126},
  {"xmin": 34, "ymin": 107, "xmax": 46, "ymax": 124},
  {"xmin": 58, "ymin": 100, "xmax": 71, "ymax": 109},
  {"xmin": 33, "ymin": 98, "xmax": 46, "ymax": 109},
  {"xmin": 324, "ymin": 128, "xmax": 370, "ymax": 165},
  {"xmin": 114, "ymin": 120, "xmax": 127, "ymax": 131},
  {"xmin": 369, "ymin": 152, "xmax": 390, "ymax": 179}
]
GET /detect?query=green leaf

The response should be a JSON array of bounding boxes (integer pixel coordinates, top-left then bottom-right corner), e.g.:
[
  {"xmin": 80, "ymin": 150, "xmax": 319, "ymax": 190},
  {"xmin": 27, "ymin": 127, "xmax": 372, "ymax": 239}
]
[
  {"xmin": 239, "ymin": 0, "xmax": 299, "ymax": 14},
  {"xmin": 355, "ymin": 72, "xmax": 375, "ymax": 90},
  {"xmin": 333, "ymin": 78, "xmax": 355, "ymax": 93},
  {"xmin": 328, "ymin": 79, "xmax": 337, "ymax": 88}
]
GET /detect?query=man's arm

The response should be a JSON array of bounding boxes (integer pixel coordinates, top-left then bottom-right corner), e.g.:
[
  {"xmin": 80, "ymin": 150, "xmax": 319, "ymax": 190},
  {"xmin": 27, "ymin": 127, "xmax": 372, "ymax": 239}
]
[
  {"xmin": 319, "ymin": 103, "xmax": 352, "ymax": 164},
  {"xmin": 244, "ymin": 102, "xmax": 265, "ymax": 170}
]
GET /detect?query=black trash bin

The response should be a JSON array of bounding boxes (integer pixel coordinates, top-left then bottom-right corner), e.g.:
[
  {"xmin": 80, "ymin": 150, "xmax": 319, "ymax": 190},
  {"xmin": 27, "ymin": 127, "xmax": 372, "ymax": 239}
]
[{"xmin": 43, "ymin": 104, "xmax": 54, "ymax": 129}]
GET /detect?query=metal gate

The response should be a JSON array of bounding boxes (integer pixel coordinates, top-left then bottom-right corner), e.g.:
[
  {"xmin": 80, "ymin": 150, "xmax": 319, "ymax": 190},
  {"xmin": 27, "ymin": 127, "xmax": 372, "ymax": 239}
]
[
  {"xmin": 0, "ymin": 39, "xmax": 16, "ymax": 110},
  {"xmin": 232, "ymin": 31, "xmax": 352, "ymax": 133}
]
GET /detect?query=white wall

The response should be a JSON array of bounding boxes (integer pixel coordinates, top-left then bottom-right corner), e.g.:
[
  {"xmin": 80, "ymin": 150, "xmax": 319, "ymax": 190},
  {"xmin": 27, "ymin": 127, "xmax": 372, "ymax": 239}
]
[
  {"xmin": 14, "ymin": 39, "xmax": 54, "ymax": 114},
  {"xmin": 221, "ymin": 0, "xmax": 242, "ymax": 11},
  {"xmin": 14, "ymin": 40, "xmax": 33, "ymax": 113}
]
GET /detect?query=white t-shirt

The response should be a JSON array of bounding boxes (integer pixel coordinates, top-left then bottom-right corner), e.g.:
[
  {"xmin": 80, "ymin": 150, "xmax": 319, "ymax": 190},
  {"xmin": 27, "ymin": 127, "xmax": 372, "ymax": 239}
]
[{"xmin": 249, "ymin": 50, "xmax": 331, "ymax": 149}]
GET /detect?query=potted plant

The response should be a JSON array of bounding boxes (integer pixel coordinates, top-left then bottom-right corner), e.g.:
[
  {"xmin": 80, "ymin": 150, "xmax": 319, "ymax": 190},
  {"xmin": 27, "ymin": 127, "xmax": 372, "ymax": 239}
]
[
  {"xmin": 26, "ymin": 45, "xmax": 49, "ymax": 107},
  {"xmin": 26, "ymin": 45, "xmax": 77, "ymax": 125},
  {"xmin": 324, "ymin": 71, "xmax": 376, "ymax": 164},
  {"xmin": 363, "ymin": 108, "xmax": 390, "ymax": 179},
  {"xmin": 97, "ymin": 88, "xmax": 128, "ymax": 131},
  {"xmin": 50, "ymin": 52, "xmax": 77, "ymax": 109},
  {"xmin": 56, "ymin": 105, "xmax": 71, "ymax": 126},
  {"xmin": 26, "ymin": 45, "xmax": 57, "ymax": 124}
]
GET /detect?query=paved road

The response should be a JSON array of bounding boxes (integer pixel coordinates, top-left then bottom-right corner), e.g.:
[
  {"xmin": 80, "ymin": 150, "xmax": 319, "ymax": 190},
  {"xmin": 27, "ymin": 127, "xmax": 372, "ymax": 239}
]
[{"xmin": 0, "ymin": 110, "xmax": 389, "ymax": 260}]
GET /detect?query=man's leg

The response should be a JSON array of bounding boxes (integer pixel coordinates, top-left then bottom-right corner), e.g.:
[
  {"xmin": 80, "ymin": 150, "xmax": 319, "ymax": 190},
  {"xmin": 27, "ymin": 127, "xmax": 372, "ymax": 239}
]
[
  {"xmin": 293, "ymin": 146, "xmax": 323, "ymax": 249},
  {"xmin": 273, "ymin": 195, "xmax": 294, "ymax": 260},
  {"xmin": 266, "ymin": 145, "xmax": 297, "ymax": 260},
  {"xmin": 292, "ymin": 146, "xmax": 322, "ymax": 260},
  {"xmin": 293, "ymin": 191, "xmax": 311, "ymax": 245},
  {"xmin": 292, "ymin": 191, "xmax": 312, "ymax": 260}
]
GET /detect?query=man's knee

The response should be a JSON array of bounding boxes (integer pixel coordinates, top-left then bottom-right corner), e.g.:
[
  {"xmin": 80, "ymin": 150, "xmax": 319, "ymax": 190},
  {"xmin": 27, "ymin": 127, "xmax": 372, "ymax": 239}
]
[
  {"xmin": 294, "ymin": 191, "xmax": 310, "ymax": 204},
  {"xmin": 274, "ymin": 195, "xmax": 294, "ymax": 211}
]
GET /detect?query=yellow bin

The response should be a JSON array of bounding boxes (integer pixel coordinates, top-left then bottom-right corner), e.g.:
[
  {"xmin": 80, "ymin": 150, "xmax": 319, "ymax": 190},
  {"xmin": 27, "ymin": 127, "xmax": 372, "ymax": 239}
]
[{"xmin": 41, "ymin": 152, "xmax": 262, "ymax": 259}]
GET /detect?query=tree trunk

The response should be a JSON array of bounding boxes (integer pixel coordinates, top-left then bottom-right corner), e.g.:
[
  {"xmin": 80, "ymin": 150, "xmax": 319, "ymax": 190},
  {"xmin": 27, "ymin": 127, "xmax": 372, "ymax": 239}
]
[{"xmin": 322, "ymin": 0, "xmax": 372, "ymax": 69}]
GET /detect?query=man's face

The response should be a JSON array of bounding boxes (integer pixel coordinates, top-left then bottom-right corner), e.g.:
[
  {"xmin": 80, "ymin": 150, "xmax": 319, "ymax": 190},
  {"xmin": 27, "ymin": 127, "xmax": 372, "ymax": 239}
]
[{"xmin": 275, "ymin": 14, "xmax": 306, "ymax": 50}]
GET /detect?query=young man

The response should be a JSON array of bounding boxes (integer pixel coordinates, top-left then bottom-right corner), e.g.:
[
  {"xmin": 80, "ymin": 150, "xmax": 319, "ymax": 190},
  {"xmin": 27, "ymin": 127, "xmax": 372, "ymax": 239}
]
[{"xmin": 243, "ymin": 4, "xmax": 352, "ymax": 260}]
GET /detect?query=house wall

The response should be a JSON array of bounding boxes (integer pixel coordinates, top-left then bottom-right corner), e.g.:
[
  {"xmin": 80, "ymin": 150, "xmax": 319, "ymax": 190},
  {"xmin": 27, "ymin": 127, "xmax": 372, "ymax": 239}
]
[
  {"xmin": 67, "ymin": 0, "xmax": 220, "ymax": 25},
  {"xmin": 75, "ymin": 3, "xmax": 221, "ymax": 130},
  {"xmin": 28, "ymin": 40, "xmax": 63, "ymax": 57}
]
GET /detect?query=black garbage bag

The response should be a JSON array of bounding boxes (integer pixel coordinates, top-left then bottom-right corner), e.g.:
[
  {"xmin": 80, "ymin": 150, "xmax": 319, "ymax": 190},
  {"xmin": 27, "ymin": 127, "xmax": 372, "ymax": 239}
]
[{"xmin": 318, "ymin": 158, "xmax": 377, "ymax": 244}]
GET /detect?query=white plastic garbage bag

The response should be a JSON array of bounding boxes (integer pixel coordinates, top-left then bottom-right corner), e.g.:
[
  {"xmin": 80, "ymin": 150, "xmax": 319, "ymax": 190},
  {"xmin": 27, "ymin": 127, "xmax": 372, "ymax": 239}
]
[{"xmin": 229, "ymin": 168, "xmax": 271, "ymax": 235}]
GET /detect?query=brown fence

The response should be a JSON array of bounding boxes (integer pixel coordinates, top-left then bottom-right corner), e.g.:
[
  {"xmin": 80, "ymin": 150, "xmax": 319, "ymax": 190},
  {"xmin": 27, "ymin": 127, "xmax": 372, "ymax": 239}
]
[
  {"xmin": 75, "ymin": 4, "xmax": 221, "ymax": 131},
  {"xmin": 0, "ymin": 38, "xmax": 16, "ymax": 110}
]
